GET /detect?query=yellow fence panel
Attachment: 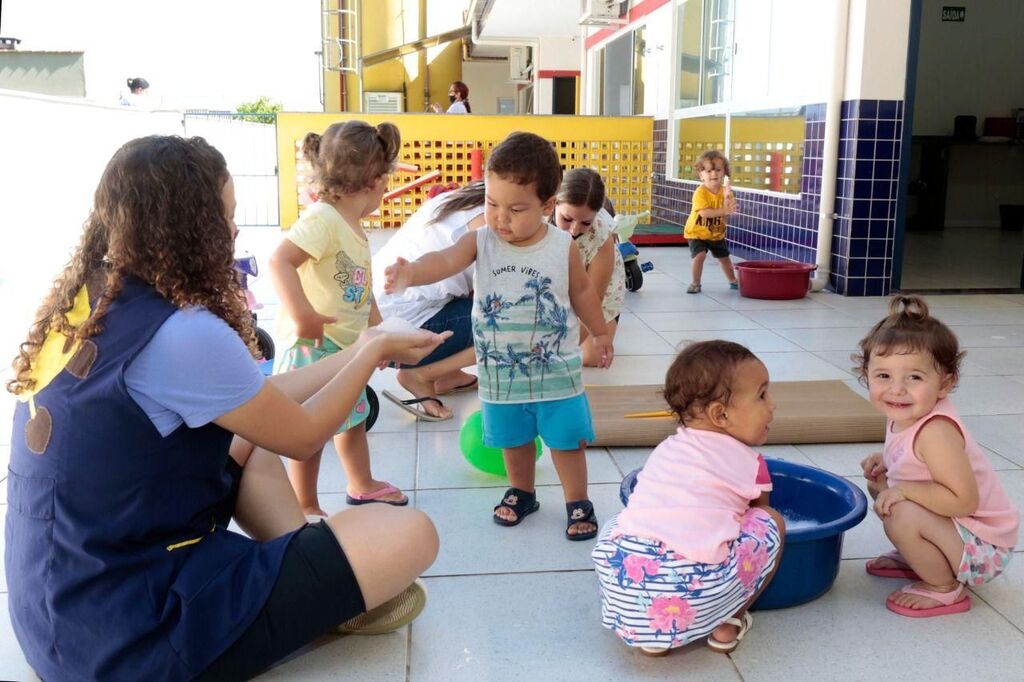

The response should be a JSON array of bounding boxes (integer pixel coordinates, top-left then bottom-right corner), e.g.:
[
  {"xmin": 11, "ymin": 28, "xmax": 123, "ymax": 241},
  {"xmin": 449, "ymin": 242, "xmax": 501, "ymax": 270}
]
[{"xmin": 277, "ymin": 113, "xmax": 653, "ymax": 229}]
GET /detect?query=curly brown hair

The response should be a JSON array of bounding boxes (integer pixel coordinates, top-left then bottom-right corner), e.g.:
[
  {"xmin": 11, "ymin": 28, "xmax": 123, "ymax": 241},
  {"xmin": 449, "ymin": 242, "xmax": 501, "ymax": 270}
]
[
  {"xmin": 853, "ymin": 295, "xmax": 964, "ymax": 386},
  {"xmin": 302, "ymin": 120, "xmax": 400, "ymax": 204},
  {"xmin": 486, "ymin": 132, "xmax": 562, "ymax": 202},
  {"xmin": 693, "ymin": 149, "xmax": 730, "ymax": 177},
  {"xmin": 8, "ymin": 135, "xmax": 255, "ymax": 396},
  {"xmin": 663, "ymin": 340, "xmax": 758, "ymax": 423}
]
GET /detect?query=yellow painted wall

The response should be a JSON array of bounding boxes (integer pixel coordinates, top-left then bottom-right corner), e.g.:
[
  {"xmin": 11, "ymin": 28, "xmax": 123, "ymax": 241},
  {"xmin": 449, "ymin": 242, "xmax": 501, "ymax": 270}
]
[
  {"xmin": 278, "ymin": 113, "xmax": 654, "ymax": 228},
  {"xmin": 322, "ymin": 0, "xmax": 465, "ymax": 113}
]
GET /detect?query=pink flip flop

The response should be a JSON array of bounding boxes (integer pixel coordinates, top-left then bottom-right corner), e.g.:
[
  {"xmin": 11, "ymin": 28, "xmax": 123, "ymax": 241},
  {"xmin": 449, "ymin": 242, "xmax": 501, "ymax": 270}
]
[
  {"xmin": 346, "ymin": 483, "xmax": 409, "ymax": 507},
  {"xmin": 886, "ymin": 583, "xmax": 971, "ymax": 618},
  {"xmin": 866, "ymin": 550, "xmax": 921, "ymax": 580}
]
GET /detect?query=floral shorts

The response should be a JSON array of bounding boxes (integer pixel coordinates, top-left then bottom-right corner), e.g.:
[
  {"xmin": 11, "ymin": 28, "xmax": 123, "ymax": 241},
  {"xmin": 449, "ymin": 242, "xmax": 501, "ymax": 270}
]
[
  {"xmin": 955, "ymin": 521, "xmax": 1012, "ymax": 585},
  {"xmin": 591, "ymin": 507, "xmax": 781, "ymax": 651},
  {"xmin": 276, "ymin": 338, "xmax": 370, "ymax": 434}
]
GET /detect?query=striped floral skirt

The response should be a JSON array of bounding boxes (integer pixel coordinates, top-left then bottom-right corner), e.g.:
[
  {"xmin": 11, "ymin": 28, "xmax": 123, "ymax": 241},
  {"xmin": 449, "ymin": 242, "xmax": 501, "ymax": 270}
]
[{"xmin": 591, "ymin": 508, "xmax": 781, "ymax": 651}]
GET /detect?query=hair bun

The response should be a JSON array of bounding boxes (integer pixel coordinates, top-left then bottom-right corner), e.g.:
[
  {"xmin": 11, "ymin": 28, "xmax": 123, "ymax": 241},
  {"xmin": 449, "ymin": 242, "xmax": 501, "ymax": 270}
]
[{"xmin": 888, "ymin": 294, "xmax": 929, "ymax": 320}]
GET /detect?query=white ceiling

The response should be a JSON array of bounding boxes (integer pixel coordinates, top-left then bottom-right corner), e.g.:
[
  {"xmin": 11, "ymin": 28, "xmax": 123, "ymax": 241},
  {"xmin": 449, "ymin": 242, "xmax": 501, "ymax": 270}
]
[{"xmin": 477, "ymin": 0, "xmax": 584, "ymax": 39}]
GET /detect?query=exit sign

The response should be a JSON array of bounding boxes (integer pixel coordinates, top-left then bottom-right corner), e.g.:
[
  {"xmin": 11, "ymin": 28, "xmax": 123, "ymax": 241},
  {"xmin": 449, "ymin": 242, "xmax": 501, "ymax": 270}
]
[{"xmin": 941, "ymin": 6, "xmax": 965, "ymax": 21}]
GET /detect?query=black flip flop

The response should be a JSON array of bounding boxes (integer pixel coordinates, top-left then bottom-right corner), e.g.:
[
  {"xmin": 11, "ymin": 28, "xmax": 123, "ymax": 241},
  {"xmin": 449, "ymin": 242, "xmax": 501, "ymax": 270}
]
[
  {"xmin": 493, "ymin": 487, "xmax": 540, "ymax": 527},
  {"xmin": 565, "ymin": 500, "xmax": 598, "ymax": 541},
  {"xmin": 381, "ymin": 390, "xmax": 452, "ymax": 422}
]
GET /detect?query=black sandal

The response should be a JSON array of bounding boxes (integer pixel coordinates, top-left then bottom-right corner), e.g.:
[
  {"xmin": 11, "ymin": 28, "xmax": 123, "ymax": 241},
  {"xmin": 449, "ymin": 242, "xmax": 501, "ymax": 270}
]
[
  {"xmin": 493, "ymin": 487, "xmax": 540, "ymax": 527},
  {"xmin": 565, "ymin": 500, "xmax": 598, "ymax": 541}
]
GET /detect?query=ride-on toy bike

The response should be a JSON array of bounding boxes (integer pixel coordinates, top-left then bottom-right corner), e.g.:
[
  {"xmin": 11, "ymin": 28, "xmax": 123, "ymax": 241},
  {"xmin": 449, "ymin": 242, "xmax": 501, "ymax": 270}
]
[{"xmin": 612, "ymin": 211, "xmax": 654, "ymax": 292}]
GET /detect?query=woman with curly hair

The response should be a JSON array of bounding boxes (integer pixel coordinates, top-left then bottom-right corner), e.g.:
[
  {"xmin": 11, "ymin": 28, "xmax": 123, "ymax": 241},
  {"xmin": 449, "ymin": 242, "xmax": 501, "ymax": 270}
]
[{"xmin": 5, "ymin": 135, "xmax": 446, "ymax": 681}]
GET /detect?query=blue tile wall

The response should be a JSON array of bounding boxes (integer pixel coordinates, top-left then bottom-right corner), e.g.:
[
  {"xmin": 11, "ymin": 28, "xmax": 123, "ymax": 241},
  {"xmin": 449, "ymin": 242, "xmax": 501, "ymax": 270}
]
[{"xmin": 650, "ymin": 99, "xmax": 904, "ymax": 296}]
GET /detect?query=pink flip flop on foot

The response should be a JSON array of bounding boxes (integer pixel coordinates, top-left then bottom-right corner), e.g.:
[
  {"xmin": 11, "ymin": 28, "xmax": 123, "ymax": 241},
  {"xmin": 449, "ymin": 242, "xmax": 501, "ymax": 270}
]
[
  {"xmin": 346, "ymin": 483, "xmax": 409, "ymax": 507},
  {"xmin": 886, "ymin": 583, "xmax": 971, "ymax": 618}
]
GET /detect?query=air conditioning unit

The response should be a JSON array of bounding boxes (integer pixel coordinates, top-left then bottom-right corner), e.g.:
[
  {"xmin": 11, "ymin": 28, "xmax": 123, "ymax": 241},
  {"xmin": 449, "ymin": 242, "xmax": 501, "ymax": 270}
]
[
  {"xmin": 363, "ymin": 92, "xmax": 403, "ymax": 113},
  {"xmin": 509, "ymin": 46, "xmax": 533, "ymax": 82},
  {"xmin": 579, "ymin": 0, "xmax": 627, "ymax": 26}
]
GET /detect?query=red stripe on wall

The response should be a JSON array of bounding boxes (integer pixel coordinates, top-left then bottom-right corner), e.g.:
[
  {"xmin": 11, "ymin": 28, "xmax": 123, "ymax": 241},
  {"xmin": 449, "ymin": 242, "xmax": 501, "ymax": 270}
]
[
  {"xmin": 584, "ymin": 0, "xmax": 671, "ymax": 50},
  {"xmin": 537, "ymin": 70, "xmax": 581, "ymax": 79}
]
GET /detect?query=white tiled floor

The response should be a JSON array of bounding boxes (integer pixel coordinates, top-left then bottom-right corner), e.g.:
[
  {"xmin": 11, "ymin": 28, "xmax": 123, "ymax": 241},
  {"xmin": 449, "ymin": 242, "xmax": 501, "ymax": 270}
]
[{"xmin": 2, "ymin": 230, "xmax": 1024, "ymax": 681}]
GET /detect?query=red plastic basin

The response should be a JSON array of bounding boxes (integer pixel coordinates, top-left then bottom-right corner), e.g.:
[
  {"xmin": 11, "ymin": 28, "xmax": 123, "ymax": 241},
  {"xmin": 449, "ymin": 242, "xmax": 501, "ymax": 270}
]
[{"xmin": 735, "ymin": 260, "xmax": 817, "ymax": 300}]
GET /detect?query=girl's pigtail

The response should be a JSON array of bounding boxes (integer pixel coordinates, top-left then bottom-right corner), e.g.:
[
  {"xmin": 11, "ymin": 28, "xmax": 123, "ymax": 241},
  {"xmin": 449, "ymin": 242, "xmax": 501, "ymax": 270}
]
[{"xmin": 301, "ymin": 132, "xmax": 322, "ymax": 166}]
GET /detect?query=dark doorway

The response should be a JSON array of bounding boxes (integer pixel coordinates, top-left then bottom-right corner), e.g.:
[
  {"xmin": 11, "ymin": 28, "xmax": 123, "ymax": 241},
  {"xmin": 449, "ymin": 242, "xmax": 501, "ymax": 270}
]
[{"xmin": 553, "ymin": 76, "xmax": 576, "ymax": 115}]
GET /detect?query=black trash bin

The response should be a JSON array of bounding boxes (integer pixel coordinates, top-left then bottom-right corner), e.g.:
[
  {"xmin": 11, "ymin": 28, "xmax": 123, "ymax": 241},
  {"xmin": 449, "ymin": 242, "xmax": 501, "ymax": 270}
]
[{"xmin": 1000, "ymin": 204, "xmax": 1024, "ymax": 231}]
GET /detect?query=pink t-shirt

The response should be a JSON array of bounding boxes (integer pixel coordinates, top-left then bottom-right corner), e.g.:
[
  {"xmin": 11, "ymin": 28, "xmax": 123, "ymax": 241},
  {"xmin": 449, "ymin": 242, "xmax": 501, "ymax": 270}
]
[
  {"xmin": 613, "ymin": 426, "xmax": 772, "ymax": 563},
  {"xmin": 884, "ymin": 398, "xmax": 1019, "ymax": 549}
]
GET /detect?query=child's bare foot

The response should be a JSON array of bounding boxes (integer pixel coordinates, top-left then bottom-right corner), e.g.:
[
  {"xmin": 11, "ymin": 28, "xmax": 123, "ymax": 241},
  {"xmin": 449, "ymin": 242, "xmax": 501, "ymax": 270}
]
[
  {"xmin": 707, "ymin": 612, "xmax": 753, "ymax": 653},
  {"xmin": 710, "ymin": 620, "xmax": 739, "ymax": 645},
  {"xmin": 396, "ymin": 370, "xmax": 453, "ymax": 419},
  {"xmin": 887, "ymin": 581, "xmax": 964, "ymax": 611},
  {"xmin": 301, "ymin": 506, "xmax": 328, "ymax": 519},
  {"xmin": 865, "ymin": 550, "xmax": 921, "ymax": 579},
  {"xmin": 867, "ymin": 554, "xmax": 912, "ymax": 571},
  {"xmin": 434, "ymin": 370, "xmax": 478, "ymax": 395}
]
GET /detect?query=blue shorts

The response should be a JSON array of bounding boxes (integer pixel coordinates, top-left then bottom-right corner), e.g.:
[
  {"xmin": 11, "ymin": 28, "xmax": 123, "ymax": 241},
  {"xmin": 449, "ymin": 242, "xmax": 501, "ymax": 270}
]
[{"xmin": 481, "ymin": 393, "xmax": 595, "ymax": 451}]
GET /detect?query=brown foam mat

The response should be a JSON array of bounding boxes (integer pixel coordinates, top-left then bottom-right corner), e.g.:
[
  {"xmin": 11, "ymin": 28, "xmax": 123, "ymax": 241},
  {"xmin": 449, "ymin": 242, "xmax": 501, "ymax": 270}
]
[{"xmin": 588, "ymin": 380, "xmax": 884, "ymax": 447}]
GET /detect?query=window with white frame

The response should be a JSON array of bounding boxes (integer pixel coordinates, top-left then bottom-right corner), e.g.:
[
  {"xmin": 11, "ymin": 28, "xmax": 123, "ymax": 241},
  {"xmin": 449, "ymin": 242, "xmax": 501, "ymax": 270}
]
[
  {"xmin": 671, "ymin": 0, "xmax": 832, "ymax": 194},
  {"xmin": 598, "ymin": 25, "xmax": 647, "ymax": 116}
]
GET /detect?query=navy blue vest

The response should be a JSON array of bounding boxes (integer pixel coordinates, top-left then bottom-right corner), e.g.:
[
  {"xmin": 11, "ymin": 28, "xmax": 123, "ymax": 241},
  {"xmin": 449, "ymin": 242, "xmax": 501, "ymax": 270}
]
[{"xmin": 5, "ymin": 279, "xmax": 294, "ymax": 680}]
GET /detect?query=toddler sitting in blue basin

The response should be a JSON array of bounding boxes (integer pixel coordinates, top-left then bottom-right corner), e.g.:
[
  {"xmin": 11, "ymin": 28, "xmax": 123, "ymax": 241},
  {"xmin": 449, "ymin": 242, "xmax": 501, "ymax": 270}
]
[{"xmin": 592, "ymin": 340, "xmax": 785, "ymax": 657}]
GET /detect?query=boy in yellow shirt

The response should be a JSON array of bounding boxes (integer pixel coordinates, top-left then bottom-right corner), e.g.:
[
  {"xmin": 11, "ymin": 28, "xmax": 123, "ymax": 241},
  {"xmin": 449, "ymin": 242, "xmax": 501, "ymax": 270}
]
[{"xmin": 683, "ymin": 150, "xmax": 739, "ymax": 294}]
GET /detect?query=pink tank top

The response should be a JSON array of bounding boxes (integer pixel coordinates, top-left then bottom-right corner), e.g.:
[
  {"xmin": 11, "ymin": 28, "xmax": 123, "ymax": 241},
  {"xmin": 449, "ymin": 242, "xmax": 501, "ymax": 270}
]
[{"xmin": 884, "ymin": 398, "xmax": 1018, "ymax": 549}]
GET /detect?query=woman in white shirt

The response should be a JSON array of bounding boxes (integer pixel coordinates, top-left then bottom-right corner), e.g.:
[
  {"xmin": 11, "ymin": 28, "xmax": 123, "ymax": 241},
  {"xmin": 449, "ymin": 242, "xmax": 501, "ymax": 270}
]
[{"xmin": 446, "ymin": 81, "xmax": 471, "ymax": 114}]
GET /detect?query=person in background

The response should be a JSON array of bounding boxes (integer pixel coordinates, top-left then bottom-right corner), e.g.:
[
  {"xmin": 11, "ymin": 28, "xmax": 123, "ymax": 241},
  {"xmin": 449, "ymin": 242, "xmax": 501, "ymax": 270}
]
[
  {"xmin": 683, "ymin": 149, "xmax": 739, "ymax": 294},
  {"xmin": 446, "ymin": 81, "xmax": 471, "ymax": 114},
  {"xmin": 551, "ymin": 168, "xmax": 625, "ymax": 367},
  {"xmin": 119, "ymin": 77, "xmax": 150, "ymax": 107}
]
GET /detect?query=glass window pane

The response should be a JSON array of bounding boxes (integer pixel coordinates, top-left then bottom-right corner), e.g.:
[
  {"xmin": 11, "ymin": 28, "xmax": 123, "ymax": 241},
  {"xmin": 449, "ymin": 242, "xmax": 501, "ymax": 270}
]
[
  {"xmin": 731, "ymin": 0, "xmax": 770, "ymax": 101},
  {"xmin": 603, "ymin": 32, "xmax": 634, "ymax": 115},
  {"xmin": 701, "ymin": 0, "xmax": 734, "ymax": 105},
  {"xmin": 677, "ymin": 114, "xmax": 727, "ymax": 179},
  {"xmin": 767, "ymin": 0, "xmax": 831, "ymax": 99},
  {"xmin": 676, "ymin": 0, "xmax": 702, "ymax": 108},
  {"xmin": 728, "ymin": 107, "xmax": 805, "ymax": 194},
  {"xmin": 633, "ymin": 26, "xmax": 646, "ymax": 115}
]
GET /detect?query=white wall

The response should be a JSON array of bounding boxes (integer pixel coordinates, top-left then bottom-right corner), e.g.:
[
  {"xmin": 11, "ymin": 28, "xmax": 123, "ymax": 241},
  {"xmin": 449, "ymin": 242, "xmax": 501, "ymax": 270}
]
[
  {"xmin": 0, "ymin": 90, "xmax": 186, "ymax": 363},
  {"xmin": 2, "ymin": 0, "xmax": 322, "ymax": 111},
  {"xmin": 538, "ymin": 36, "xmax": 580, "ymax": 71},
  {"xmin": 843, "ymin": 0, "xmax": 912, "ymax": 101},
  {"xmin": 913, "ymin": 0, "xmax": 1024, "ymax": 135},
  {"xmin": 462, "ymin": 60, "xmax": 519, "ymax": 115}
]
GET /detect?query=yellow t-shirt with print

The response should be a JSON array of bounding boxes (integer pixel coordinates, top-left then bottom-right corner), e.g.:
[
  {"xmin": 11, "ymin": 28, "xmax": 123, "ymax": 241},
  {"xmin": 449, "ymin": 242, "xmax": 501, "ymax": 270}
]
[
  {"xmin": 276, "ymin": 202, "xmax": 372, "ymax": 350},
  {"xmin": 683, "ymin": 185, "xmax": 728, "ymax": 241}
]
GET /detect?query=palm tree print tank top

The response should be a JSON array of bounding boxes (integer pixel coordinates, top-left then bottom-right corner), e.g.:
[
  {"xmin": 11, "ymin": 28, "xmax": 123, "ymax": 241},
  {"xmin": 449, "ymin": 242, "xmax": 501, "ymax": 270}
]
[{"xmin": 472, "ymin": 225, "xmax": 582, "ymax": 403}]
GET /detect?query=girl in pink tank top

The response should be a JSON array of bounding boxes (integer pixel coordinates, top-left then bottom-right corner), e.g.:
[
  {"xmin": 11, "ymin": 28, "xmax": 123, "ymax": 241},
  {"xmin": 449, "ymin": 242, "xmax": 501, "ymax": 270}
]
[{"xmin": 856, "ymin": 296, "xmax": 1018, "ymax": 618}]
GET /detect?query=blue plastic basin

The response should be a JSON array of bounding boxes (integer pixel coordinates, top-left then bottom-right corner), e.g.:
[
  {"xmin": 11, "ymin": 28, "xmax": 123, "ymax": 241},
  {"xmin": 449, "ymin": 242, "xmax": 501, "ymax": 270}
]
[{"xmin": 618, "ymin": 458, "xmax": 867, "ymax": 610}]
